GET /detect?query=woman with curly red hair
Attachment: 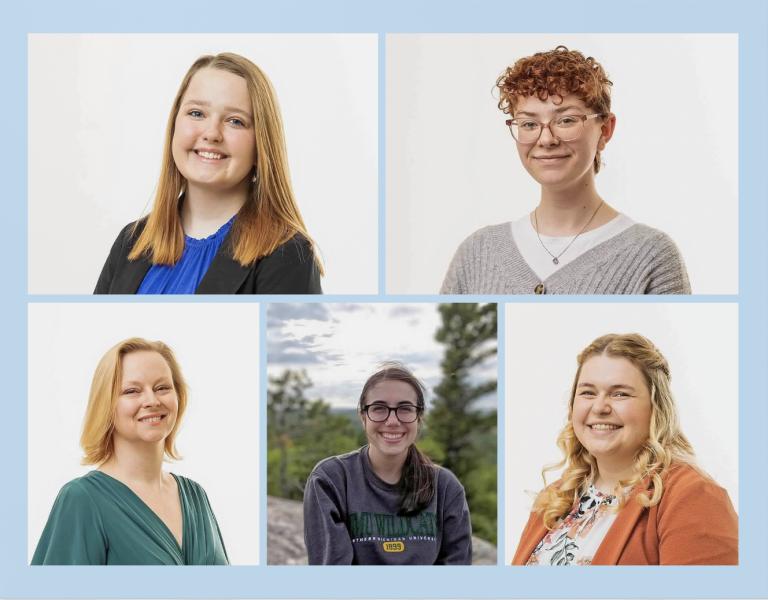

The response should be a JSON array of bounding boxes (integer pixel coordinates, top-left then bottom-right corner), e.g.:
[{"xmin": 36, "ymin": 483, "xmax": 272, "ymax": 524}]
[{"xmin": 441, "ymin": 47, "xmax": 690, "ymax": 295}]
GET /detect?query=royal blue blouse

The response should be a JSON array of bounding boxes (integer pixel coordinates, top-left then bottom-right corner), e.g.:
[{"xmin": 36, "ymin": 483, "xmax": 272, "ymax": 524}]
[{"xmin": 137, "ymin": 217, "xmax": 234, "ymax": 295}]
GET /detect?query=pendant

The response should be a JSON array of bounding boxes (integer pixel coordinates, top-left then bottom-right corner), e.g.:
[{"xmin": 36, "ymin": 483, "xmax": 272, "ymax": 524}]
[{"xmin": 552, "ymin": 257, "xmax": 559, "ymax": 265}]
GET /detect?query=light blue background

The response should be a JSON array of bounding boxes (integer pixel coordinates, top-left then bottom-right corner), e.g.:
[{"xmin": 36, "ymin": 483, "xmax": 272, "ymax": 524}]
[{"xmin": 3, "ymin": 0, "xmax": 766, "ymax": 597}]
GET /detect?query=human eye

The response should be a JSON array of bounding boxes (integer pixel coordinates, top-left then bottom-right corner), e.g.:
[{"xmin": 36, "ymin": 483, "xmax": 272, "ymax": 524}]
[
  {"xmin": 155, "ymin": 383, "xmax": 173, "ymax": 393},
  {"xmin": 398, "ymin": 404, "xmax": 418, "ymax": 415},
  {"xmin": 611, "ymin": 390, "xmax": 631, "ymax": 398},
  {"xmin": 557, "ymin": 115, "xmax": 581, "ymax": 127},
  {"xmin": 368, "ymin": 403, "xmax": 389, "ymax": 417},
  {"xmin": 518, "ymin": 119, "xmax": 540, "ymax": 131},
  {"xmin": 187, "ymin": 109, "xmax": 204, "ymax": 119},
  {"xmin": 227, "ymin": 116, "xmax": 248, "ymax": 128},
  {"xmin": 122, "ymin": 387, "xmax": 139, "ymax": 395}
]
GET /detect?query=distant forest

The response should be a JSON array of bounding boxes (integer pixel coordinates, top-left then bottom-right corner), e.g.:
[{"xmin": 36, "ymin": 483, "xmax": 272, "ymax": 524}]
[{"xmin": 267, "ymin": 303, "xmax": 498, "ymax": 544}]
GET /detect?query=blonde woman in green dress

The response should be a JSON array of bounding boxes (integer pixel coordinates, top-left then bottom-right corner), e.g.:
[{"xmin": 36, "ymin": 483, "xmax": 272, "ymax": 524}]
[{"xmin": 32, "ymin": 338, "xmax": 227, "ymax": 565}]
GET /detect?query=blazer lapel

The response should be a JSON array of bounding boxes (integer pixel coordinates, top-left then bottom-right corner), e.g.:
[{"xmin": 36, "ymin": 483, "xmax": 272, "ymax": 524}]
[
  {"xmin": 511, "ymin": 514, "xmax": 548, "ymax": 565},
  {"xmin": 195, "ymin": 233, "xmax": 252, "ymax": 294},
  {"xmin": 591, "ymin": 487, "xmax": 646, "ymax": 565}
]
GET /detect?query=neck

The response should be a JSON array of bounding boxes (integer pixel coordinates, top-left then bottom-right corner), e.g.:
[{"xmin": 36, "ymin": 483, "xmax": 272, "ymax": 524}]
[
  {"xmin": 99, "ymin": 438, "xmax": 166, "ymax": 490},
  {"xmin": 180, "ymin": 181, "xmax": 248, "ymax": 239},
  {"xmin": 593, "ymin": 457, "xmax": 636, "ymax": 494},
  {"xmin": 367, "ymin": 445, "xmax": 407, "ymax": 485},
  {"xmin": 534, "ymin": 176, "xmax": 615, "ymax": 236}
]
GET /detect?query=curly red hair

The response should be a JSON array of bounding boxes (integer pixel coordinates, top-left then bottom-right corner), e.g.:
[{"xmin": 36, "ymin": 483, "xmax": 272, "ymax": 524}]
[{"xmin": 496, "ymin": 46, "xmax": 613, "ymax": 172}]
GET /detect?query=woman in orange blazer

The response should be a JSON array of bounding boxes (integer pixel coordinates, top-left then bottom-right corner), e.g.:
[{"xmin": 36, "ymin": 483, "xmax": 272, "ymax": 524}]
[{"xmin": 512, "ymin": 334, "xmax": 737, "ymax": 566}]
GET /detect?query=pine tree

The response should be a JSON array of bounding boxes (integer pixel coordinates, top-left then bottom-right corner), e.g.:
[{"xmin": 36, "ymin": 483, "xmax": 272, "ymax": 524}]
[{"xmin": 429, "ymin": 303, "xmax": 498, "ymax": 542}]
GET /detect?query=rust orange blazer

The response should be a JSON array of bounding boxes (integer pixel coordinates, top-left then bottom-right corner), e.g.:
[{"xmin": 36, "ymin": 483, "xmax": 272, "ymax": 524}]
[{"xmin": 512, "ymin": 464, "xmax": 738, "ymax": 565}]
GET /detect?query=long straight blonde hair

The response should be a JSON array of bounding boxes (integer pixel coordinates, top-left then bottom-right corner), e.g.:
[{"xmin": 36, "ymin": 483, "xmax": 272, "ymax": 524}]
[
  {"xmin": 534, "ymin": 334, "xmax": 697, "ymax": 529},
  {"xmin": 80, "ymin": 338, "xmax": 188, "ymax": 465},
  {"xmin": 128, "ymin": 53, "xmax": 322, "ymax": 271}
]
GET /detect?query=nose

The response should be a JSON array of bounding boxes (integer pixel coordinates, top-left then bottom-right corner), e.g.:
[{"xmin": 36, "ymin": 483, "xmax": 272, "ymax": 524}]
[
  {"xmin": 142, "ymin": 391, "xmax": 162, "ymax": 408},
  {"xmin": 384, "ymin": 409, "xmax": 400, "ymax": 426},
  {"xmin": 537, "ymin": 122, "xmax": 559, "ymax": 146},
  {"xmin": 202, "ymin": 120, "xmax": 223, "ymax": 143},
  {"xmin": 591, "ymin": 393, "xmax": 612, "ymax": 414}
]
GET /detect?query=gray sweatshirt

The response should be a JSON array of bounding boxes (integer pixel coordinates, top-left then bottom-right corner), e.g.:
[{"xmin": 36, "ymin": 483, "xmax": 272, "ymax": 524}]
[
  {"xmin": 303, "ymin": 447, "xmax": 472, "ymax": 565},
  {"xmin": 440, "ymin": 223, "xmax": 691, "ymax": 295}
]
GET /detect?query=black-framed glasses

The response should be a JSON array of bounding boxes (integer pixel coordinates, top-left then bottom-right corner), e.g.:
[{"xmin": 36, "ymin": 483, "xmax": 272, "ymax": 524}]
[
  {"xmin": 505, "ymin": 113, "xmax": 604, "ymax": 144},
  {"xmin": 362, "ymin": 403, "xmax": 421, "ymax": 423}
]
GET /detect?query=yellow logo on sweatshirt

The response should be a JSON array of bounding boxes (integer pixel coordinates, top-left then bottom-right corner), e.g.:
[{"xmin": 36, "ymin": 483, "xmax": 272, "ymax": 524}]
[{"xmin": 382, "ymin": 541, "xmax": 405, "ymax": 553}]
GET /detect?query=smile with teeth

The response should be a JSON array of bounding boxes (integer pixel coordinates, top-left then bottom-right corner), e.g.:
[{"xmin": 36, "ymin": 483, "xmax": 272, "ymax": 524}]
[
  {"xmin": 381, "ymin": 432, "xmax": 406, "ymax": 441},
  {"xmin": 195, "ymin": 150, "xmax": 226, "ymax": 160},
  {"xmin": 589, "ymin": 423, "xmax": 621, "ymax": 431},
  {"xmin": 138, "ymin": 415, "xmax": 166, "ymax": 423}
]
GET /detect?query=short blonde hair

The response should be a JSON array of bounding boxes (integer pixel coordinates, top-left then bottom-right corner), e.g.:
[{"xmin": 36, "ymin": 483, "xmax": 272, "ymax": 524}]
[
  {"xmin": 534, "ymin": 333, "xmax": 696, "ymax": 529},
  {"xmin": 80, "ymin": 338, "xmax": 188, "ymax": 465}
]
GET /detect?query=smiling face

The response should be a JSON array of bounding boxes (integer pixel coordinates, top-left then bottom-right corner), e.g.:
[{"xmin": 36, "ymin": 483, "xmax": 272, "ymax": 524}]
[
  {"xmin": 571, "ymin": 354, "xmax": 652, "ymax": 472},
  {"xmin": 112, "ymin": 351, "xmax": 179, "ymax": 447},
  {"xmin": 513, "ymin": 94, "xmax": 614, "ymax": 192},
  {"xmin": 171, "ymin": 67, "xmax": 257, "ymax": 194},
  {"xmin": 360, "ymin": 379, "xmax": 420, "ymax": 463}
]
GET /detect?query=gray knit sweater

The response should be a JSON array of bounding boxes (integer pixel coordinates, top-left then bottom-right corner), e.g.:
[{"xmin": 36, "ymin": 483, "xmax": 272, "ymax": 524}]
[{"xmin": 440, "ymin": 223, "xmax": 691, "ymax": 295}]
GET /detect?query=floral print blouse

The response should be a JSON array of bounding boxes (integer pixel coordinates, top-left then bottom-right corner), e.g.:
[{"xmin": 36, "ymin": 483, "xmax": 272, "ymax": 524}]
[{"xmin": 526, "ymin": 485, "xmax": 619, "ymax": 566}]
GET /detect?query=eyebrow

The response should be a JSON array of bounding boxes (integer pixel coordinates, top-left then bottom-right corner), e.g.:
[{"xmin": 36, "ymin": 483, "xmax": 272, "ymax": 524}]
[
  {"xmin": 515, "ymin": 105, "xmax": 584, "ymax": 117},
  {"xmin": 181, "ymin": 100, "xmax": 252, "ymax": 117},
  {"xmin": 122, "ymin": 378, "xmax": 171, "ymax": 387},
  {"xmin": 576, "ymin": 382, "xmax": 638, "ymax": 392}
]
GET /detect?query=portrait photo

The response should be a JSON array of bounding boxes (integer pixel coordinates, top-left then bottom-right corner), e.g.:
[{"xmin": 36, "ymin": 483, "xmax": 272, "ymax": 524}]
[
  {"xmin": 386, "ymin": 34, "xmax": 738, "ymax": 295},
  {"xmin": 28, "ymin": 302, "xmax": 260, "ymax": 564},
  {"xmin": 265, "ymin": 302, "xmax": 498, "ymax": 565},
  {"xmin": 28, "ymin": 34, "xmax": 377, "ymax": 295},
  {"xmin": 504, "ymin": 302, "xmax": 738, "ymax": 565}
]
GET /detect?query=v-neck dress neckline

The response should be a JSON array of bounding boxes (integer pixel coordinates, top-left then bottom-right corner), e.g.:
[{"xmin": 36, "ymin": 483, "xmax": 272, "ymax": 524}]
[
  {"xmin": 32, "ymin": 470, "xmax": 229, "ymax": 565},
  {"xmin": 93, "ymin": 470, "xmax": 185, "ymax": 553}
]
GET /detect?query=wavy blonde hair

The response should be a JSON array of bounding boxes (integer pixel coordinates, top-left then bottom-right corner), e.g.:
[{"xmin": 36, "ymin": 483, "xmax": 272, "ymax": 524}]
[
  {"xmin": 80, "ymin": 338, "xmax": 188, "ymax": 465},
  {"xmin": 128, "ymin": 52, "xmax": 322, "ymax": 272},
  {"xmin": 534, "ymin": 333, "xmax": 696, "ymax": 529}
]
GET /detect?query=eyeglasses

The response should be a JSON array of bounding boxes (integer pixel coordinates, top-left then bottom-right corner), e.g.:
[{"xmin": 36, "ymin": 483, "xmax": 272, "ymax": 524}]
[
  {"xmin": 362, "ymin": 403, "xmax": 421, "ymax": 423},
  {"xmin": 505, "ymin": 113, "xmax": 604, "ymax": 144}
]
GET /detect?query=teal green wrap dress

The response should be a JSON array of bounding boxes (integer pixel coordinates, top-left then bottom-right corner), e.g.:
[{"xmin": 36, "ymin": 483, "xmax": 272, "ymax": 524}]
[{"xmin": 32, "ymin": 471, "xmax": 228, "ymax": 565}]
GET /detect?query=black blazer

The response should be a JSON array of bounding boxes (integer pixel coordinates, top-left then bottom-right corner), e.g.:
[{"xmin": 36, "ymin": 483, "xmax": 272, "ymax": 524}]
[{"xmin": 94, "ymin": 220, "xmax": 322, "ymax": 294}]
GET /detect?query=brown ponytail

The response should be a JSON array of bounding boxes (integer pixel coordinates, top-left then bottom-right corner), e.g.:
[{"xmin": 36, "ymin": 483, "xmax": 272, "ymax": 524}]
[{"xmin": 359, "ymin": 362, "xmax": 436, "ymax": 515}]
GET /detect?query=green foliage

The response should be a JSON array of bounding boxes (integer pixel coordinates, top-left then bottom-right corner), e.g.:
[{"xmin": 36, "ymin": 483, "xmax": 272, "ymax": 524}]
[
  {"xmin": 429, "ymin": 303, "xmax": 498, "ymax": 543},
  {"xmin": 268, "ymin": 369, "xmax": 358, "ymax": 500}
]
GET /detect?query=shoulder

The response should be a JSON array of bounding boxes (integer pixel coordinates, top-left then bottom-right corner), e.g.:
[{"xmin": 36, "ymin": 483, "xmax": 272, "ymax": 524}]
[
  {"xmin": 115, "ymin": 217, "xmax": 148, "ymax": 243},
  {"xmin": 454, "ymin": 223, "xmax": 512, "ymax": 255},
  {"xmin": 655, "ymin": 463, "xmax": 736, "ymax": 521},
  {"xmin": 660, "ymin": 464, "xmax": 728, "ymax": 498},
  {"xmin": 171, "ymin": 473, "xmax": 209, "ymax": 497},
  {"xmin": 105, "ymin": 218, "xmax": 147, "ymax": 257},
  {"xmin": 618, "ymin": 223, "xmax": 682, "ymax": 254},
  {"xmin": 267, "ymin": 233, "xmax": 317, "ymax": 264},
  {"xmin": 433, "ymin": 464, "xmax": 467, "ymax": 501},
  {"xmin": 53, "ymin": 474, "xmax": 101, "ymax": 509},
  {"xmin": 309, "ymin": 449, "xmax": 363, "ymax": 482},
  {"xmin": 252, "ymin": 232, "xmax": 322, "ymax": 294}
]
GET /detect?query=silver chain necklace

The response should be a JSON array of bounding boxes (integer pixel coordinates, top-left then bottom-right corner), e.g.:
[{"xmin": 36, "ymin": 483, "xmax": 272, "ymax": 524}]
[{"xmin": 533, "ymin": 201, "xmax": 604, "ymax": 265}]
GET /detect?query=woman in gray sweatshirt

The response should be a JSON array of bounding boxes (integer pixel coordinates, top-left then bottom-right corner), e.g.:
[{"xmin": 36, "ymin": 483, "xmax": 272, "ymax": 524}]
[
  {"xmin": 303, "ymin": 363, "xmax": 472, "ymax": 565},
  {"xmin": 441, "ymin": 46, "xmax": 690, "ymax": 296}
]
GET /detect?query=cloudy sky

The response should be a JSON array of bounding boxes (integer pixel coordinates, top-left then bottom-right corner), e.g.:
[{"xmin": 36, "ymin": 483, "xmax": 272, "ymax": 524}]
[{"xmin": 267, "ymin": 303, "xmax": 456, "ymax": 409}]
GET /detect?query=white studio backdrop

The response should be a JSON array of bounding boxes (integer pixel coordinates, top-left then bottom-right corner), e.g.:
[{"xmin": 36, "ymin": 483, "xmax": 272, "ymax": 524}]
[
  {"xmin": 28, "ymin": 34, "xmax": 378, "ymax": 294},
  {"xmin": 503, "ymin": 302, "xmax": 739, "ymax": 563},
  {"xmin": 28, "ymin": 303, "xmax": 260, "ymax": 564},
  {"xmin": 386, "ymin": 34, "xmax": 738, "ymax": 295}
]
